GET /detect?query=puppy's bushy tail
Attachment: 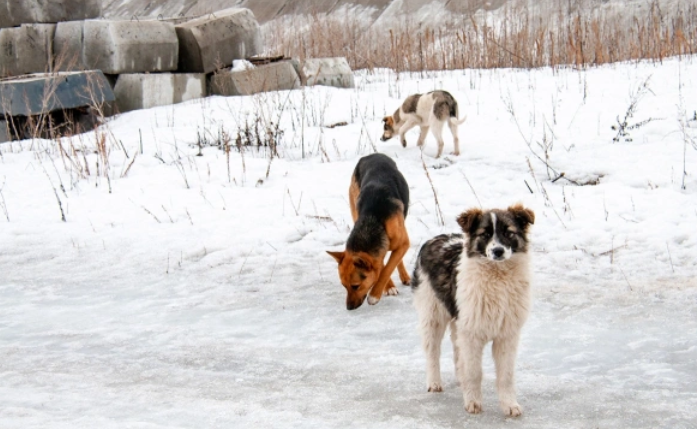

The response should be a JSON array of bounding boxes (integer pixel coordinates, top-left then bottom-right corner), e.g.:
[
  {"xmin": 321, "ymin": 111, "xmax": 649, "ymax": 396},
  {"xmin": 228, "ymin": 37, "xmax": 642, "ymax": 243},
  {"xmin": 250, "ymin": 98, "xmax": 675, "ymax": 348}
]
[{"xmin": 410, "ymin": 245, "xmax": 425, "ymax": 291}]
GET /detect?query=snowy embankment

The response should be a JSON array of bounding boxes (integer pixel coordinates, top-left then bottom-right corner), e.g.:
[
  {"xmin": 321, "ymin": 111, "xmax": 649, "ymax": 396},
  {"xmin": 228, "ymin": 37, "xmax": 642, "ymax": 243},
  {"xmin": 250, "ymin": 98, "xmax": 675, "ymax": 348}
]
[{"xmin": 1, "ymin": 57, "xmax": 696, "ymax": 428}]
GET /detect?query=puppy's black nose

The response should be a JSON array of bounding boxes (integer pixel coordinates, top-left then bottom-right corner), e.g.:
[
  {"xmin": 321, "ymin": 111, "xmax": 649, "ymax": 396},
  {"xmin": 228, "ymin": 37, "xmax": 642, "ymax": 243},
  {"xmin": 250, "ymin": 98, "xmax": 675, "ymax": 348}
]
[{"xmin": 492, "ymin": 247, "xmax": 505, "ymax": 258}]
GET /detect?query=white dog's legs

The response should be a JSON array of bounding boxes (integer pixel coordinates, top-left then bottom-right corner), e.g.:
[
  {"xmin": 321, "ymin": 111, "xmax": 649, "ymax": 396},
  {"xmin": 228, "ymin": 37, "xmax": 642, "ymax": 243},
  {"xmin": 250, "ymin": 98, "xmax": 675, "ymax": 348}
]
[
  {"xmin": 421, "ymin": 316, "xmax": 447, "ymax": 392},
  {"xmin": 449, "ymin": 320, "xmax": 463, "ymax": 386},
  {"xmin": 457, "ymin": 333, "xmax": 486, "ymax": 414},
  {"xmin": 493, "ymin": 334, "xmax": 522, "ymax": 416},
  {"xmin": 398, "ymin": 119, "xmax": 418, "ymax": 148},
  {"xmin": 417, "ymin": 125, "xmax": 429, "ymax": 147},
  {"xmin": 430, "ymin": 120, "xmax": 446, "ymax": 158},
  {"xmin": 414, "ymin": 283, "xmax": 449, "ymax": 392},
  {"xmin": 448, "ymin": 120, "xmax": 461, "ymax": 156}
]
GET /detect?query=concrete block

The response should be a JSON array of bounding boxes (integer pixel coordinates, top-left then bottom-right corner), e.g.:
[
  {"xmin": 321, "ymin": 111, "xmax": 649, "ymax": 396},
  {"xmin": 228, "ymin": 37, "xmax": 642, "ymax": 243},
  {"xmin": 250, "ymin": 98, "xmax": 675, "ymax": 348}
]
[
  {"xmin": 210, "ymin": 60, "xmax": 300, "ymax": 96},
  {"xmin": 0, "ymin": 24, "xmax": 55, "ymax": 78},
  {"xmin": 301, "ymin": 57, "xmax": 355, "ymax": 88},
  {"xmin": 175, "ymin": 8, "xmax": 262, "ymax": 74},
  {"xmin": 54, "ymin": 21, "xmax": 87, "ymax": 71},
  {"xmin": 1, "ymin": 1, "xmax": 33, "ymax": 28},
  {"xmin": 83, "ymin": 20, "xmax": 179, "ymax": 74},
  {"xmin": 1, "ymin": 0, "xmax": 101, "ymax": 28},
  {"xmin": 0, "ymin": 120, "xmax": 9, "ymax": 143},
  {"xmin": 114, "ymin": 73, "xmax": 206, "ymax": 112},
  {"xmin": 0, "ymin": 70, "xmax": 115, "ymax": 116},
  {"xmin": 32, "ymin": 0, "xmax": 102, "ymax": 23}
]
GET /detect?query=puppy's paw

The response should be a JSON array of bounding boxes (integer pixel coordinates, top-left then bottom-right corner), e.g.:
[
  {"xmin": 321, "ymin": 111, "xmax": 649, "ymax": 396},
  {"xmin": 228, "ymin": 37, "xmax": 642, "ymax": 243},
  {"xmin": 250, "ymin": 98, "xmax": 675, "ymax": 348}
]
[
  {"xmin": 501, "ymin": 402, "xmax": 522, "ymax": 417},
  {"xmin": 400, "ymin": 273, "xmax": 411, "ymax": 285},
  {"xmin": 367, "ymin": 294, "xmax": 381, "ymax": 305},
  {"xmin": 465, "ymin": 400, "xmax": 482, "ymax": 414},
  {"xmin": 451, "ymin": 150, "xmax": 460, "ymax": 156},
  {"xmin": 427, "ymin": 383, "xmax": 443, "ymax": 393},
  {"xmin": 384, "ymin": 285, "xmax": 399, "ymax": 296},
  {"xmin": 401, "ymin": 139, "xmax": 407, "ymax": 148}
]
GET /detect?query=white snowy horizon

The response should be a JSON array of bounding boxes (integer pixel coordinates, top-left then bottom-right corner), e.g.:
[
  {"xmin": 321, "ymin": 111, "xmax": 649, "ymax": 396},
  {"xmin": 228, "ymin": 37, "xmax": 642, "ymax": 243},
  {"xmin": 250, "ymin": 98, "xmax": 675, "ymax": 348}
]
[{"xmin": 1, "ymin": 56, "xmax": 696, "ymax": 428}]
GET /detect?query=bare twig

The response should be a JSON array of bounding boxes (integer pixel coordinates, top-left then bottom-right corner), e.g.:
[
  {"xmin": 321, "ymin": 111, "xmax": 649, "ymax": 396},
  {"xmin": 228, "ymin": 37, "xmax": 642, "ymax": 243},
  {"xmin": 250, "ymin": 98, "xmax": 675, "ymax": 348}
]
[{"xmin": 421, "ymin": 150, "xmax": 444, "ymax": 226}]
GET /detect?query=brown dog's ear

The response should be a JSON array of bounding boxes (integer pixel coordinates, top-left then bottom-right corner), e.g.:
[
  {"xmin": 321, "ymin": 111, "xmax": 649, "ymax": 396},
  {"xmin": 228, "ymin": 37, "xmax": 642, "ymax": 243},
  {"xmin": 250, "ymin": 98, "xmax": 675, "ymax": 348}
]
[
  {"xmin": 327, "ymin": 251, "xmax": 345, "ymax": 264},
  {"xmin": 353, "ymin": 255, "xmax": 373, "ymax": 271},
  {"xmin": 456, "ymin": 208, "xmax": 483, "ymax": 234},
  {"xmin": 508, "ymin": 204, "xmax": 535, "ymax": 230}
]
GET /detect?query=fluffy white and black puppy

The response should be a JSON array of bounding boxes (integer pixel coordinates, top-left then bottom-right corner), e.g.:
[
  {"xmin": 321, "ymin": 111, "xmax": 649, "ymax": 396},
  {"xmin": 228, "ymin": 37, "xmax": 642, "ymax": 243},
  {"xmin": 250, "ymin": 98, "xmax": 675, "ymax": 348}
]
[{"xmin": 412, "ymin": 204, "xmax": 535, "ymax": 417}]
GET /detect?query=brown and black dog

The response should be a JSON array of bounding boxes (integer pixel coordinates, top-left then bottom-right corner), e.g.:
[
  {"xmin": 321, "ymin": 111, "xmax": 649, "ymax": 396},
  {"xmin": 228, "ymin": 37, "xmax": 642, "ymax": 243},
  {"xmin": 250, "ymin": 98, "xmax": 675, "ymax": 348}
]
[{"xmin": 327, "ymin": 153, "xmax": 411, "ymax": 310}]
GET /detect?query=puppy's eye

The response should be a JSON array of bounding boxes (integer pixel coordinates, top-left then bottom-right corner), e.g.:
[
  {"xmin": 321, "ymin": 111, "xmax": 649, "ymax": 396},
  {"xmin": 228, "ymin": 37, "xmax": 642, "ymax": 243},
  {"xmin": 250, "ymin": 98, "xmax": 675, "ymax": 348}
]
[
  {"xmin": 505, "ymin": 230, "xmax": 516, "ymax": 238},
  {"xmin": 351, "ymin": 284, "xmax": 360, "ymax": 291},
  {"xmin": 359, "ymin": 273, "xmax": 366, "ymax": 280}
]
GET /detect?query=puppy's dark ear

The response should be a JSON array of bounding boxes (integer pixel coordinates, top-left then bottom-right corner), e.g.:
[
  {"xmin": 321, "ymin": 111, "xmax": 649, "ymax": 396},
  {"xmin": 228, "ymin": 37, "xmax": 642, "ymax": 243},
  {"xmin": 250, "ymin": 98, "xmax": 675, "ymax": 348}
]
[
  {"xmin": 456, "ymin": 208, "xmax": 483, "ymax": 234},
  {"xmin": 382, "ymin": 116, "xmax": 389, "ymax": 124},
  {"xmin": 508, "ymin": 204, "xmax": 535, "ymax": 230},
  {"xmin": 327, "ymin": 251, "xmax": 345, "ymax": 264},
  {"xmin": 353, "ymin": 255, "xmax": 373, "ymax": 271}
]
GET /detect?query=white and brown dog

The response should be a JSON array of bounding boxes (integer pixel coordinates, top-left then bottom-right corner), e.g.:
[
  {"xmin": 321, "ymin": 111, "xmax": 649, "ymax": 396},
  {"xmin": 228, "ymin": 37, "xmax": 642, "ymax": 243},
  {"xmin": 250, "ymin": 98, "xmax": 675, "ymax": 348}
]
[
  {"xmin": 380, "ymin": 90, "xmax": 466, "ymax": 158},
  {"xmin": 411, "ymin": 205, "xmax": 535, "ymax": 417}
]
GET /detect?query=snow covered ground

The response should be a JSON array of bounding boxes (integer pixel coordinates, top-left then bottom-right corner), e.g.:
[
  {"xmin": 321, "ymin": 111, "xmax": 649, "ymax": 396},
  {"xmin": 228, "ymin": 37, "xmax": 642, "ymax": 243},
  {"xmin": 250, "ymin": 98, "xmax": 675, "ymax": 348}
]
[{"xmin": 1, "ymin": 57, "xmax": 697, "ymax": 428}]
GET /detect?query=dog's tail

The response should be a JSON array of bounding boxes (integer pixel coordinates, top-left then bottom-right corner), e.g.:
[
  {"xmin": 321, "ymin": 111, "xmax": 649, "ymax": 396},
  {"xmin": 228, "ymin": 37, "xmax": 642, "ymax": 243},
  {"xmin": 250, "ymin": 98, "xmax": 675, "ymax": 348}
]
[{"xmin": 449, "ymin": 114, "xmax": 467, "ymax": 126}]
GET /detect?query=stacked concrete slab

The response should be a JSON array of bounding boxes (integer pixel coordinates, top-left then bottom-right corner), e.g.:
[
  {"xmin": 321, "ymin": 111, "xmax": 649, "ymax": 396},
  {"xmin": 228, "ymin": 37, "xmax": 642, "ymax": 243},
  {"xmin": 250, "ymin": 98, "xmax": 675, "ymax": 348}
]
[
  {"xmin": 0, "ymin": 71, "xmax": 114, "ymax": 117},
  {"xmin": 0, "ymin": 0, "xmax": 101, "ymax": 28},
  {"xmin": 0, "ymin": 24, "xmax": 56, "ymax": 78},
  {"xmin": 300, "ymin": 57, "xmax": 355, "ymax": 88},
  {"xmin": 210, "ymin": 60, "xmax": 301, "ymax": 96},
  {"xmin": 53, "ymin": 20, "xmax": 179, "ymax": 74},
  {"xmin": 175, "ymin": 8, "xmax": 262, "ymax": 73},
  {"xmin": 114, "ymin": 73, "xmax": 206, "ymax": 112}
]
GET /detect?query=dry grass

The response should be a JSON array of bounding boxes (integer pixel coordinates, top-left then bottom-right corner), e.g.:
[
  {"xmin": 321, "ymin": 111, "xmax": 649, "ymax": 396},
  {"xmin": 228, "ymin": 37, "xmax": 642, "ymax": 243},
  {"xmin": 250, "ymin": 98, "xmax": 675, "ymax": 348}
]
[{"xmin": 264, "ymin": 1, "xmax": 697, "ymax": 72}]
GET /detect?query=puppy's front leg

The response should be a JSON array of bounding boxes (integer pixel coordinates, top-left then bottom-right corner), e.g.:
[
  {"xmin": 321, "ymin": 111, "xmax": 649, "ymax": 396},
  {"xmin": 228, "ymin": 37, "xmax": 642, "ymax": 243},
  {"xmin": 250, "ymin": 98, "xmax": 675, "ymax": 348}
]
[
  {"xmin": 457, "ymin": 333, "xmax": 486, "ymax": 414},
  {"xmin": 493, "ymin": 334, "xmax": 523, "ymax": 417}
]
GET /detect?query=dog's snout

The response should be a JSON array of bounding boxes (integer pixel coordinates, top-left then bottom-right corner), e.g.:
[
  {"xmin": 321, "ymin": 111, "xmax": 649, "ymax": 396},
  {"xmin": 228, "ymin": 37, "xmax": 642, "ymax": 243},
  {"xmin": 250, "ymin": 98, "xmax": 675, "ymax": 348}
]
[{"xmin": 492, "ymin": 247, "xmax": 505, "ymax": 259}]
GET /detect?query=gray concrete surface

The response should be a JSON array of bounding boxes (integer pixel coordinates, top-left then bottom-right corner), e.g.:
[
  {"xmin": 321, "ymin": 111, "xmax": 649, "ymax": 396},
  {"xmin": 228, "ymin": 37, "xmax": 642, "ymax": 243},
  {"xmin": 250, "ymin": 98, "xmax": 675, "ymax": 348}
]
[
  {"xmin": 54, "ymin": 21, "xmax": 87, "ymax": 71},
  {"xmin": 175, "ymin": 8, "xmax": 262, "ymax": 74},
  {"xmin": 0, "ymin": 120, "xmax": 9, "ymax": 143},
  {"xmin": 210, "ymin": 60, "xmax": 300, "ymax": 96},
  {"xmin": 1, "ymin": 0, "xmax": 101, "ymax": 28},
  {"xmin": 0, "ymin": 24, "xmax": 55, "ymax": 78},
  {"xmin": 113, "ymin": 73, "xmax": 206, "ymax": 112},
  {"xmin": 300, "ymin": 57, "xmax": 354, "ymax": 88},
  {"xmin": 83, "ymin": 20, "xmax": 179, "ymax": 74},
  {"xmin": 0, "ymin": 71, "xmax": 114, "ymax": 116}
]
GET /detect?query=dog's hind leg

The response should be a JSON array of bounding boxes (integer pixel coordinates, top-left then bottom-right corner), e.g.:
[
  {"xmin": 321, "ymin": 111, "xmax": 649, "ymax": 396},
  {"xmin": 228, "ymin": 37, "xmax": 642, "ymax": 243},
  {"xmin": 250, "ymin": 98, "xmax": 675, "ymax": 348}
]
[
  {"xmin": 450, "ymin": 320, "xmax": 463, "ymax": 387},
  {"xmin": 447, "ymin": 119, "xmax": 461, "ymax": 156},
  {"xmin": 384, "ymin": 278, "xmax": 398, "ymax": 296},
  {"xmin": 414, "ymin": 285, "xmax": 448, "ymax": 392},
  {"xmin": 397, "ymin": 260, "xmax": 411, "ymax": 285},
  {"xmin": 348, "ymin": 176, "xmax": 360, "ymax": 222},
  {"xmin": 493, "ymin": 333, "xmax": 523, "ymax": 417}
]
